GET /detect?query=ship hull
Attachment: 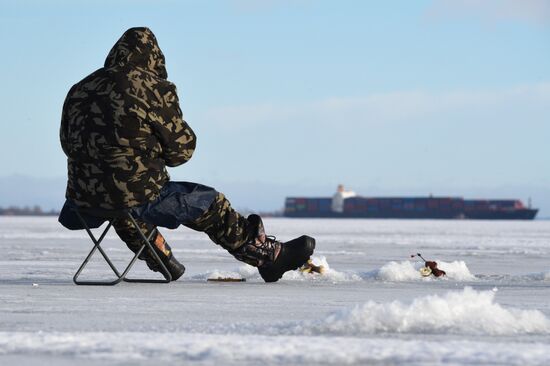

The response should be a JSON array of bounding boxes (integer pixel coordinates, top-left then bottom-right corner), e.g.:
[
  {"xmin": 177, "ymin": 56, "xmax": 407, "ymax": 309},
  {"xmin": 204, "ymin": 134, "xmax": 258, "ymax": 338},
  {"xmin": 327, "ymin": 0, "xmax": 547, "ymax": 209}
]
[
  {"xmin": 463, "ymin": 209, "xmax": 538, "ymax": 220},
  {"xmin": 285, "ymin": 211, "xmax": 538, "ymax": 220},
  {"xmin": 284, "ymin": 196, "xmax": 538, "ymax": 220}
]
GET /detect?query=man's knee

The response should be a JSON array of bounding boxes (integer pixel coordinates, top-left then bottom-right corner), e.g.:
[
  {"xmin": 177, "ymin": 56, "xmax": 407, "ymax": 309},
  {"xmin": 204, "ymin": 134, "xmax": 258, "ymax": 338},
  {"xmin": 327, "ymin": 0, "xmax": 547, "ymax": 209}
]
[
  {"xmin": 190, "ymin": 193, "xmax": 250, "ymax": 250},
  {"xmin": 135, "ymin": 181, "xmax": 220, "ymax": 228},
  {"xmin": 188, "ymin": 192, "xmax": 228, "ymax": 230}
]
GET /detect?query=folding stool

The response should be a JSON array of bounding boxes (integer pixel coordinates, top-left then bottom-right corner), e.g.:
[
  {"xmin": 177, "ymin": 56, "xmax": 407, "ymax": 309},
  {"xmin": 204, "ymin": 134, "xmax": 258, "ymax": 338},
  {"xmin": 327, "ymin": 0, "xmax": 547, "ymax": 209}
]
[{"xmin": 72, "ymin": 207, "xmax": 172, "ymax": 285}]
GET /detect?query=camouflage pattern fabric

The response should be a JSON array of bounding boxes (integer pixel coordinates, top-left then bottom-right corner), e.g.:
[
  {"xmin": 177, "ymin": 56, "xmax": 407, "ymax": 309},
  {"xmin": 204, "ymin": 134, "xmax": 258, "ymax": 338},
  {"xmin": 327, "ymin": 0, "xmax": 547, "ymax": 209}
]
[
  {"xmin": 114, "ymin": 192, "xmax": 253, "ymax": 267},
  {"xmin": 186, "ymin": 192, "xmax": 251, "ymax": 250},
  {"xmin": 187, "ymin": 192, "xmax": 273, "ymax": 266},
  {"xmin": 58, "ymin": 27, "xmax": 274, "ymax": 270},
  {"xmin": 112, "ymin": 217, "xmax": 173, "ymax": 271},
  {"xmin": 60, "ymin": 27, "xmax": 196, "ymax": 209}
]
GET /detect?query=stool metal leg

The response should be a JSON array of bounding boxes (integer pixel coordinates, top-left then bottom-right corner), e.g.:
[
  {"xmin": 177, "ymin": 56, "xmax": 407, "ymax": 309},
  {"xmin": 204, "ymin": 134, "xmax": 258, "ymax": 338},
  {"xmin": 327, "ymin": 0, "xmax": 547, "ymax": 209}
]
[
  {"xmin": 123, "ymin": 212, "xmax": 172, "ymax": 283},
  {"xmin": 73, "ymin": 209, "xmax": 172, "ymax": 285},
  {"xmin": 73, "ymin": 217, "xmax": 124, "ymax": 285}
]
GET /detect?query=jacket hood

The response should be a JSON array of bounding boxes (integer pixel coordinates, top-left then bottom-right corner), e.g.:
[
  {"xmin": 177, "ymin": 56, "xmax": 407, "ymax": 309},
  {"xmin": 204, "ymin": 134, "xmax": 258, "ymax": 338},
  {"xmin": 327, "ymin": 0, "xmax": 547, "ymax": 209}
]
[{"xmin": 104, "ymin": 27, "xmax": 167, "ymax": 79}]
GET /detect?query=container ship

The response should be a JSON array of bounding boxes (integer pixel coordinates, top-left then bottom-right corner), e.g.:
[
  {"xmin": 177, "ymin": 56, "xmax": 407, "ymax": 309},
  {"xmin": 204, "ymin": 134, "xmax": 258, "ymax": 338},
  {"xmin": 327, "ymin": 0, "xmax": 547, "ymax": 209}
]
[{"xmin": 284, "ymin": 186, "xmax": 538, "ymax": 220}]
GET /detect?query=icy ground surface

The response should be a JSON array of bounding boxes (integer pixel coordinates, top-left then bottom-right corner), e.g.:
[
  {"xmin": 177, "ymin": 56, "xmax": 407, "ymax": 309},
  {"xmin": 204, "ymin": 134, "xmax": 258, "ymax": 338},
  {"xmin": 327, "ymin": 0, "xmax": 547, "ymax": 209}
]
[{"xmin": 1, "ymin": 217, "xmax": 549, "ymax": 365}]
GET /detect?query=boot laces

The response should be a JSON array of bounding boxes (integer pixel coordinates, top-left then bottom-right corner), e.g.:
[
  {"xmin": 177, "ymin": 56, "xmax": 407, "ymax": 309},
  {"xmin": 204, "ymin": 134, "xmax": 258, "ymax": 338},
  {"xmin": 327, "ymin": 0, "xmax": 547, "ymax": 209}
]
[
  {"xmin": 261, "ymin": 235, "xmax": 281, "ymax": 261},
  {"xmin": 266, "ymin": 235, "xmax": 278, "ymax": 242},
  {"xmin": 260, "ymin": 235, "xmax": 279, "ymax": 247}
]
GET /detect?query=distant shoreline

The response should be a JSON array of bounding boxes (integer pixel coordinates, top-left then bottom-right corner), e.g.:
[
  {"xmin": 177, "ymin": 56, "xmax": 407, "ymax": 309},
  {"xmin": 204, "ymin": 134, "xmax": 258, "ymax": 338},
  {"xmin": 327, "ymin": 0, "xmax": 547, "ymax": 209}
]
[
  {"xmin": 0, "ymin": 213, "xmax": 59, "ymax": 217},
  {"xmin": 0, "ymin": 206, "xmax": 59, "ymax": 216}
]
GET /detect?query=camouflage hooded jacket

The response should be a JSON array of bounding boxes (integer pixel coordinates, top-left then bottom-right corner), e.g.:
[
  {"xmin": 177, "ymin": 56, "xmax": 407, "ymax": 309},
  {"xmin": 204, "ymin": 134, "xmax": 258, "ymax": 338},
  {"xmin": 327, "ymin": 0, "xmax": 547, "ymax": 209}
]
[{"xmin": 60, "ymin": 27, "xmax": 196, "ymax": 209}]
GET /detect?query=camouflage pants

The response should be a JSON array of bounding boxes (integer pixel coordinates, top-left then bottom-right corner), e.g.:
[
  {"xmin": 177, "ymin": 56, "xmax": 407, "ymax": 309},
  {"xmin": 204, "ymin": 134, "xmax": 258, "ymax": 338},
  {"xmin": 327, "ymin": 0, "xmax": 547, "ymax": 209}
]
[
  {"xmin": 128, "ymin": 181, "xmax": 252, "ymax": 252},
  {"xmin": 59, "ymin": 182, "xmax": 252, "ymax": 266},
  {"xmin": 111, "ymin": 217, "xmax": 172, "ymax": 271}
]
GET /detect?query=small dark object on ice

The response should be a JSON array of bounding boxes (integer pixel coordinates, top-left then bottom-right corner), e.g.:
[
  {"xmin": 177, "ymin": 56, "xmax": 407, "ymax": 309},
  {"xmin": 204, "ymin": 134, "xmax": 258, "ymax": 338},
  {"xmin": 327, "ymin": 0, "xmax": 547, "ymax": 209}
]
[
  {"xmin": 207, "ymin": 277, "xmax": 246, "ymax": 282},
  {"xmin": 424, "ymin": 261, "xmax": 446, "ymax": 277},
  {"xmin": 410, "ymin": 253, "xmax": 446, "ymax": 277}
]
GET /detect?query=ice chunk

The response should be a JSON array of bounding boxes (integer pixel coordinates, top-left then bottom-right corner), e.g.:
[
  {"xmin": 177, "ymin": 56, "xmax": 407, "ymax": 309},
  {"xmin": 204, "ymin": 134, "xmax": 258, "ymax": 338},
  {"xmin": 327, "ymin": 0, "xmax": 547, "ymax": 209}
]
[
  {"xmin": 364, "ymin": 260, "xmax": 475, "ymax": 282},
  {"xmin": 294, "ymin": 287, "xmax": 550, "ymax": 336}
]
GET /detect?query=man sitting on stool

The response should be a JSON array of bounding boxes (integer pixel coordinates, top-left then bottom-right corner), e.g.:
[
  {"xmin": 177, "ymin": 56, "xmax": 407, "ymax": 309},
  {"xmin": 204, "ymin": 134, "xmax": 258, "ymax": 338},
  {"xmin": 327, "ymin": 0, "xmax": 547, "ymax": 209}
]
[{"xmin": 58, "ymin": 27, "xmax": 315, "ymax": 282}]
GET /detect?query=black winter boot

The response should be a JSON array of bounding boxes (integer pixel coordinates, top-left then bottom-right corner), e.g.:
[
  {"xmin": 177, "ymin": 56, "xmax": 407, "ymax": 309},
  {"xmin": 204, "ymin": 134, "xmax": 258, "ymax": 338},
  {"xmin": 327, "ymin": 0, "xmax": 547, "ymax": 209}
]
[
  {"xmin": 230, "ymin": 214, "xmax": 315, "ymax": 282},
  {"xmin": 258, "ymin": 235, "xmax": 316, "ymax": 282},
  {"xmin": 145, "ymin": 231, "xmax": 185, "ymax": 281},
  {"xmin": 147, "ymin": 254, "xmax": 186, "ymax": 281}
]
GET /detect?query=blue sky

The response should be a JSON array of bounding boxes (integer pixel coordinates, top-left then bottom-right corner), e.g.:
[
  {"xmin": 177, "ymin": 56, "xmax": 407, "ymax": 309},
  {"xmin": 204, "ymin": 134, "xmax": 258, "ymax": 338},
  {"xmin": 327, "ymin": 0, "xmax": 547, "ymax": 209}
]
[{"xmin": 0, "ymin": 0, "xmax": 549, "ymax": 214}]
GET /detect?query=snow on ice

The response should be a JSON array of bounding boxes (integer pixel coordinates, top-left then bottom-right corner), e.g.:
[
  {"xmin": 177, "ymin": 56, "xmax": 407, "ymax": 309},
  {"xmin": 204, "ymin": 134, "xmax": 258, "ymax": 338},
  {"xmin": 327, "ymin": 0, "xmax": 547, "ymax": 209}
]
[
  {"xmin": 1, "ymin": 217, "xmax": 550, "ymax": 365},
  {"xmin": 293, "ymin": 287, "xmax": 550, "ymax": 336}
]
